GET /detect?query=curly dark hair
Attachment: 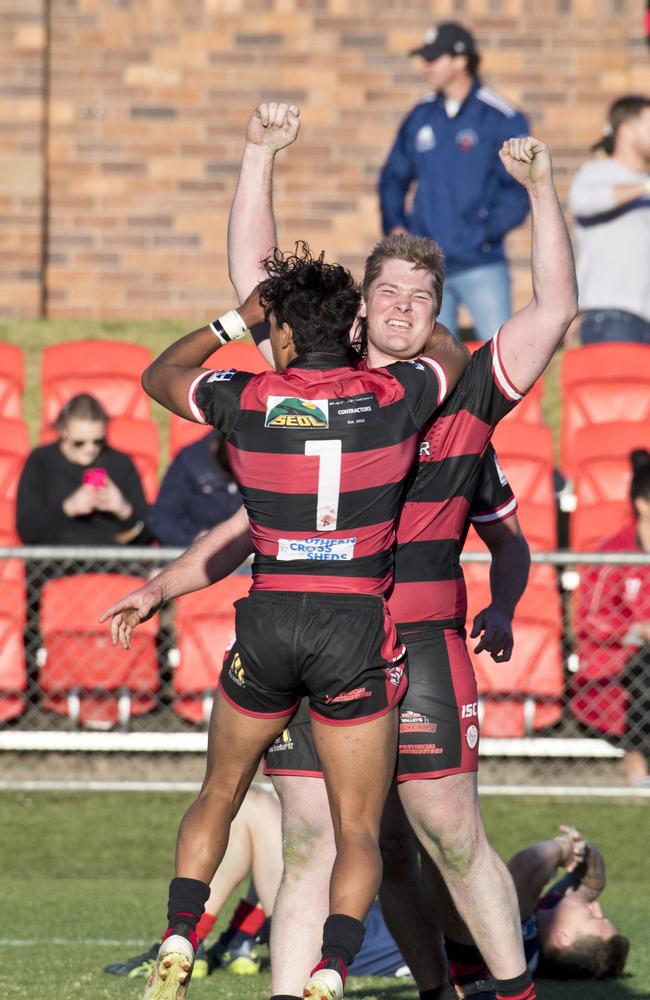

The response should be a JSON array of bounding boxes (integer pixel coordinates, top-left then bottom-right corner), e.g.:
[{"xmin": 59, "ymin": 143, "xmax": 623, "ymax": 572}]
[{"xmin": 258, "ymin": 242, "xmax": 361, "ymax": 357}]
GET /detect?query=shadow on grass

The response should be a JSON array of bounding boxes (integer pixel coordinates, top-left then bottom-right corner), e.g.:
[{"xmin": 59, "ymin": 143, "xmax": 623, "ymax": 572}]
[{"xmin": 344, "ymin": 975, "xmax": 645, "ymax": 1000}]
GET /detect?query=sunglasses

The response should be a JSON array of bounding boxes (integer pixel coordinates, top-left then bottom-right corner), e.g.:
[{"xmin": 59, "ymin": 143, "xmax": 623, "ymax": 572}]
[{"xmin": 70, "ymin": 437, "xmax": 105, "ymax": 448}]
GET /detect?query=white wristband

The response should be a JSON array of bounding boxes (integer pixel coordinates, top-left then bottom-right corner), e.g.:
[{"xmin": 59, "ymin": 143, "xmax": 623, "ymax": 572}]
[{"xmin": 220, "ymin": 309, "xmax": 249, "ymax": 341}]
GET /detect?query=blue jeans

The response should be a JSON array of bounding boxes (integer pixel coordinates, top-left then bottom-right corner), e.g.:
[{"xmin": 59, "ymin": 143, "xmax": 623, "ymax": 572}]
[
  {"xmin": 437, "ymin": 261, "xmax": 511, "ymax": 341},
  {"xmin": 580, "ymin": 309, "xmax": 650, "ymax": 345}
]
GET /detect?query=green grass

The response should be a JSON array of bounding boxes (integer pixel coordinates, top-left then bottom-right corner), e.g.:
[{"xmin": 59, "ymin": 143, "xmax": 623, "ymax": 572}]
[{"xmin": 1, "ymin": 791, "xmax": 648, "ymax": 998}]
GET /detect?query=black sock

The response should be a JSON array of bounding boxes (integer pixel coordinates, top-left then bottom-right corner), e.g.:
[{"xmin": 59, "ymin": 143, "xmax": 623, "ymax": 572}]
[
  {"xmin": 419, "ymin": 985, "xmax": 456, "ymax": 1000},
  {"xmin": 167, "ymin": 876, "xmax": 211, "ymax": 932},
  {"xmin": 494, "ymin": 969, "xmax": 535, "ymax": 1000},
  {"xmin": 270, "ymin": 996, "xmax": 302, "ymax": 1000},
  {"xmin": 321, "ymin": 913, "xmax": 366, "ymax": 966}
]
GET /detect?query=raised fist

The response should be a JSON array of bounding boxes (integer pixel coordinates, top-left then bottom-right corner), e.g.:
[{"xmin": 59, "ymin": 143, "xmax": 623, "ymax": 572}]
[
  {"xmin": 498, "ymin": 136, "xmax": 552, "ymax": 188},
  {"xmin": 246, "ymin": 102, "xmax": 300, "ymax": 152}
]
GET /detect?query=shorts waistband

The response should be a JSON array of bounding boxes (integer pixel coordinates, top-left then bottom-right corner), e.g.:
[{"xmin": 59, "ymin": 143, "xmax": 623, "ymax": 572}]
[{"xmin": 246, "ymin": 590, "xmax": 384, "ymax": 610}]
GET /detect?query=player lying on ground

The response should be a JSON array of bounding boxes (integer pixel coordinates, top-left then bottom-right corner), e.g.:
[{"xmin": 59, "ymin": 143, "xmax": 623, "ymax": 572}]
[
  {"xmin": 106, "ymin": 802, "xmax": 629, "ymax": 986},
  {"xmin": 103, "ymin": 105, "xmax": 577, "ymax": 1000},
  {"xmin": 135, "ymin": 244, "xmax": 469, "ymax": 1000}
]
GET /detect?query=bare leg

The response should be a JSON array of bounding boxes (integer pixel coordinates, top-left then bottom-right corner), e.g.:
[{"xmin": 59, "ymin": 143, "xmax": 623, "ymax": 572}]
[
  {"xmin": 311, "ymin": 709, "xmax": 397, "ymax": 919},
  {"xmin": 175, "ymin": 690, "xmax": 291, "ymax": 883},
  {"xmin": 270, "ymin": 776, "xmax": 336, "ymax": 995},
  {"xmin": 379, "ymin": 785, "xmax": 448, "ymax": 990},
  {"xmin": 204, "ymin": 786, "xmax": 283, "ymax": 917},
  {"xmin": 399, "ymin": 771, "xmax": 526, "ymax": 980}
]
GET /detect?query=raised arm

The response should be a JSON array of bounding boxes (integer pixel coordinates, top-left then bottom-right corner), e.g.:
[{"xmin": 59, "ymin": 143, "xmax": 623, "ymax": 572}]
[
  {"xmin": 507, "ymin": 826, "xmax": 588, "ymax": 920},
  {"xmin": 228, "ymin": 102, "xmax": 300, "ymax": 300},
  {"xmin": 99, "ymin": 506, "xmax": 253, "ymax": 648},
  {"xmin": 141, "ymin": 287, "xmax": 265, "ymax": 420},
  {"xmin": 496, "ymin": 137, "xmax": 578, "ymax": 394}
]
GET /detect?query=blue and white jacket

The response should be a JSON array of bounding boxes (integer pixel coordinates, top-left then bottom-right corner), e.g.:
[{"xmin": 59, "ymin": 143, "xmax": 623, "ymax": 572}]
[{"xmin": 379, "ymin": 78, "xmax": 530, "ymax": 274}]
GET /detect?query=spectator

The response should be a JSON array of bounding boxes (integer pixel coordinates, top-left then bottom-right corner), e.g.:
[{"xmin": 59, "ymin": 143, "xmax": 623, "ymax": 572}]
[
  {"xmin": 569, "ymin": 95, "xmax": 650, "ymax": 345},
  {"xmin": 572, "ymin": 449, "xmax": 650, "ymax": 785},
  {"xmin": 16, "ymin": 393, "xmax": 149, "ymax": 548},
  {"xmin": 149, "ymin": 429, "xmax": 241, "ymax": 547},
  {"xmin": 379, "ymin": 21, "xmax": 530, "ymax": 341}
]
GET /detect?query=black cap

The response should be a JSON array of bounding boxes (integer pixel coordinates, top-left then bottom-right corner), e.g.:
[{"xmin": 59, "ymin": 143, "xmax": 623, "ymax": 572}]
[{"xmin": 409, "ymin": 22, "xmax": 477, "ymax": 62}]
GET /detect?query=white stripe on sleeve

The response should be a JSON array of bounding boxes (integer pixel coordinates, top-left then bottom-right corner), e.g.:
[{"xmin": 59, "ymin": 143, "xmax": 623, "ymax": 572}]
[
  {"xmin": 492, "ymin": 329, "xmax": 523, "ymax": 402},
  {"xmin": 418, "ymin": 355, "xmax": 448, "ymax": 405},
  {"xmin": 187, "ymin": 370, "xmax": 211, "ymax": 424}
]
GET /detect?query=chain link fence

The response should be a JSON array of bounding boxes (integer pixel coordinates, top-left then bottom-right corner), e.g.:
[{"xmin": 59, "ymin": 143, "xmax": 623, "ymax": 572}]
[{"xmin": 0, "ymin": 547, "xmax": 648, "ymax": 788}]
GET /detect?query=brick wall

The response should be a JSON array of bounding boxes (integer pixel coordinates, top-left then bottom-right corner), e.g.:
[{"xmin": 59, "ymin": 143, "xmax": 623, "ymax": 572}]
[
  {"xmin": 0, "ymin": 0, "xmax": 47, "ymax": 318},
  {"xmin": 1, "ymin": 0, "xmax": 649, "ymax": 320}
]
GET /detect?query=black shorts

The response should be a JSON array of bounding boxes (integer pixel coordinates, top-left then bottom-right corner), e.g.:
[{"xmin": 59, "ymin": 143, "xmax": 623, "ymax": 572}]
[
  {"xmin": 219, "ymin": 590, "xmax": 406, "ymax": 726},
  {"xmin": 264, "ymin": 623, "xmax": 479, "ymax": 779}
]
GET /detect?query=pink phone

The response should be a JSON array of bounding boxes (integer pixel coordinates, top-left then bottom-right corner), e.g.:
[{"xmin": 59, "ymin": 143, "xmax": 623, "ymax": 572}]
[{"xmin": 83, "ymin": 467, "xmax": 107, "ymax": 488}]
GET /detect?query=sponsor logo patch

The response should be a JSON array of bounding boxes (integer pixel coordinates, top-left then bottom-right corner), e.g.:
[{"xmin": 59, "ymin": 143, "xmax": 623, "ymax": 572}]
[
  {"xmin": 277, "ymin": 536, "xmax": 356, "ymax": 561},
  {"xmin": 265, "ymin": 396, "xmax": 329, "ymax": 428},
  {"xmin": 415, "ymin": 124, "xmax": 436, "ymax": 152},
  {"xmin": 400, "ymin": 744, "xmax": 444, "ymax": 755},
  {"xmin": 466, "ymin": 723, "xmax": 479, "ymax": 749},
  {"xmin": 461, "ymin": 702, "xmax": 478, "ymax": 719},
  {"xmin": 493, "ymin": 453, "xmax": 509, "ymax": 487},
  {"xmin": 400, "ymin": 711, "xmax": 438, "ymax": 734},
  {"xmin": 228, "ymin": 651, "xmax": 246, "ymax": 687},
  {"xmin": 206, "ymin": 369, "xmax": 236, "ymax": 382},
  {"xmin": 268, "ymin": 728, "xmax": 294, "ymax": 753},
  {"xmin": 326, "ymin": 687, "xmax": 373, "ymax": 703},
  {"xmin": 456, "ymin": 128, "xmax": 479, "ymax": 151}
]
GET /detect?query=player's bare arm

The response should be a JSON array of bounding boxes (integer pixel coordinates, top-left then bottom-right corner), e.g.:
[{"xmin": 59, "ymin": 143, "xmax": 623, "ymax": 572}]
[
  {"xmin": 471, "ymin": 513, "xmax": 530, "ymax": 661},
  {"xmin": 99, "ymin": 506, "xmax": 252, "ymax": 648},
  {"xmin": 497, "ymin": 137, "xmax": 578, "ymax": 393},
  {"xmin": 507, "ymin": 826, "xmax": 588, "ymax": 920},
  {"xmin": 424, "ymin": 321, "xmax": 471, "ymax": 390},
  {"xmin": 228, "ymin": 102, "xmax": 300, "ymax": 301},
  {"xmin": 141, "ymin": 285, "xmax": 266, "ymax": 419},
  {"xmin": 571, "ymin": 837, "xmax": 607, "ymax": 902}
]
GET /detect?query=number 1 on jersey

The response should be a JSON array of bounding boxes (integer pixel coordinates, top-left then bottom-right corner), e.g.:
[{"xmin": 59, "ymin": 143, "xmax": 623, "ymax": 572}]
[{"xmin": 305, "ymin": 440, "xmax": 342, "ymax": 531}]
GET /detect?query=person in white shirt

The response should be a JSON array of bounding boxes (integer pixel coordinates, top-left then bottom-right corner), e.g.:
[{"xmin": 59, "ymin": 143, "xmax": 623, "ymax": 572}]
[{"xmin": 569, "ymin": 95, "xmax": 650, "ymax": 345}]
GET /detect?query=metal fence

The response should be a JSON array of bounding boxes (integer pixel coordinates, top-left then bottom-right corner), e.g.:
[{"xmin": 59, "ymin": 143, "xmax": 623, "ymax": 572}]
[{"xmin": 1, "ymin": 547, "xmax": 648, "ymax": 789}]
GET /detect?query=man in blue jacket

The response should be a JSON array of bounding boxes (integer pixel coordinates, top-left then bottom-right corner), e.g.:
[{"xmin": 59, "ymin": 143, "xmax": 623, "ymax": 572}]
[{"xmin": 379, "ymin": 22, "xmax": 530, "ymax": 341}]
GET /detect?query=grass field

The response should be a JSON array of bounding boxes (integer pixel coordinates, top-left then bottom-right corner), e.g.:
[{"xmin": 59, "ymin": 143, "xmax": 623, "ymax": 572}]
[{"xmin": 2, "ymin": 790, "xmax": 648, "ymax": 999}]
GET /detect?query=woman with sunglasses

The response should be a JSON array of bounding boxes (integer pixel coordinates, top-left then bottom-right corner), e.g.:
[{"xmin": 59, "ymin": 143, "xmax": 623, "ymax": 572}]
[{"xmin": 16, "ymin": 393, "xmax": 149, "ymax": 548}]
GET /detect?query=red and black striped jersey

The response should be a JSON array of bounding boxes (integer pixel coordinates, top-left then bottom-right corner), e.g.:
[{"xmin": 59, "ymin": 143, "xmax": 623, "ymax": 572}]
[
  {"xmin": 189, "ymin": 352, "xmax": 448, "ymax": 595},
  {"xmin": 388, "ymin": 332, "xmax": 522, "ymax": 628}
]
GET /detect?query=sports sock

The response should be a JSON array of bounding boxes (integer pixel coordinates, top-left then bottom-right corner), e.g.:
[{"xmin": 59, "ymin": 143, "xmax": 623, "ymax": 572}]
[
  {"xmin": 228, "ymin": 898, "xmax": 266, "ymax": 938},
  {"xmin": 445, "ymin": 937, "xmax": 489, "ymax": 985},
  {"xmin": 195, "ymin": 911, "xmax": 216, "ymax": 942},
  {"xmin": 314, "ymin": 913, "xmax": 365, "ymax": 983},
  {"xmin": 494, "ymin": 969, "xmax": 536, "ymax": 1000},
  {"xmin": 419, "ymin": 984, "xmax": 457, "ymax": 1000},
  {"xmin": 270, "ymin": 995, "xmax": 301, "ymax": 1000},
  {"xmin": 165, "ymin": 876, "xmax": 211, "ymax": 950}
]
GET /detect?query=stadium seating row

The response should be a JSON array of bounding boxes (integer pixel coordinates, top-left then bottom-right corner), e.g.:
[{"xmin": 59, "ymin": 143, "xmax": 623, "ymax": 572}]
[{"xmin": 0, "ymin": 565, "xmax": 562, "ymax": 737}]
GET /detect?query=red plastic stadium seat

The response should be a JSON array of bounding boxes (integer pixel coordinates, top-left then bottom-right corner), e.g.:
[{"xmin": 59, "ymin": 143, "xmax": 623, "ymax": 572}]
[
  {"xmin": 107, "ymin": 416, "xmax": 160, "ymax": 503},
  {"xmin": 465, "ymin": 571, "xmax": 564, "ymax": 737},
  {"xmin": 0, "ymin": 498, "xmax": 25, "ymax": 582},
  {"xmin": 560, "ymin": 343, "xmax": 650, "ymax": 480},
  {"xmin": 570, "ymin": 421, "xmax": 650, "ymax": 550},
  {"xmin": 169, "ymin": 341, "xmax": 270, "ymax": 459},
  {"xmin": 39, "ymin": 574, "xmax": 159, "ymax": 726},
  {"xmin": 40, "ymin": 340, "xmax": 153, "ymax": 435},
  {"xmin": 0, "ymin": 343, "xmax": 25, "ymax": 419},
  {"xmin": 172, "ymin": 573, "xmax": 252, "ymax": 724},
  {"xmin": 0, "ymin": 418, "xmax": 30, "ymax": 501},
  {"xmin": 0, "ymin": 579, "xmax": 27, "ymax": 721},
  {"xmin": 489, "ymin": 422, "xmax": 556, "ymax": 550},
  {"xmin": 464, "ymin": 342, "xmax": 544, "ymax": 425}
]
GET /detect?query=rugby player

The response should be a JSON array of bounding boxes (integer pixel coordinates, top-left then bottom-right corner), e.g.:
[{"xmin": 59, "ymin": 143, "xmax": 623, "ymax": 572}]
[
  {"xmin": 134, "ymin": 243, "xmax": 467, "ymax": 1000},
  {"xmin": 105, "ymin": 106, "xmax": 576, "ymax": 1000}
]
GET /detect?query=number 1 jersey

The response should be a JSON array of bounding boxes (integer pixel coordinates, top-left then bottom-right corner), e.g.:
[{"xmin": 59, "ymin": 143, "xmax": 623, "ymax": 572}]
[{"xmin": 189, "ymin": 352, "xmax": 448, "ymax": 596}]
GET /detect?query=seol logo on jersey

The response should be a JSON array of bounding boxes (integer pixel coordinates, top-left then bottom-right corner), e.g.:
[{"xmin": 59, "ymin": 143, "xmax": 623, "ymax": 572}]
[
  {"xmin": 206, "ymin": 369, "xmax": 236, "ymax": 382},
  {"xmin": 265, "ymin": 396, "xmax": 329, "ymax": 428}
]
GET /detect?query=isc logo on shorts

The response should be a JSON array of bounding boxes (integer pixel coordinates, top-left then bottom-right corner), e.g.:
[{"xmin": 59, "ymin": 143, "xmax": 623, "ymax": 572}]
[
  {"xmin": 461, "ymin": 702, "xmax": 478, "ymax": 718},
  {"xmin": 228, "ymin": 652, "xmax": 246, "ymax": 687},
  {"xmin": 265, "ymin": 396, "xmax": 329, "ymax": 428}
]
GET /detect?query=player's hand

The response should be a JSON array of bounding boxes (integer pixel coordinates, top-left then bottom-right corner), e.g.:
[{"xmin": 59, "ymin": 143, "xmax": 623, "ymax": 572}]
[
  {"xmin": 238, "ymin": 283, "xmax": 266, "ymax": 329},
  {"xmin": 556, "ymin": 825, "xmax": 589, "ymax": 872},
  {"xmin": 99, "ymin": 579, "xmax": 164, "ymax": 649},
  {"xmin": 470, "ymin": 605, "xmax": 514, "ymax": 662},
  {"xmin": 499, "ymin": 136, "xmax": 552, "ymax": 188},
  {"xmin": 246, "ymin": 102, "xmax": 300, "ymax": 152}
]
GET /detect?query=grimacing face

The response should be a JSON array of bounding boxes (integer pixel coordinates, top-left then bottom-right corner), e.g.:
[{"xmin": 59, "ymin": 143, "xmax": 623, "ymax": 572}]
[
  {"xmin": 546, "ymin": 896, "xmax": 618, "ymax": 949},
  {"xmin": 364, "ymin": 258, "xmax": 439, "ymax": 366}
]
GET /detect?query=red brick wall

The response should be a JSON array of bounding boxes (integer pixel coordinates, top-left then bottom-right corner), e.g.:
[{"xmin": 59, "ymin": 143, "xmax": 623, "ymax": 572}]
[
  {"xmin": 2, "ymin": 0, "xmax": 649, "ymax": 319},
  {"xmin": 0, "ymin": 0, "xmax": 47, "ymax": 318}
]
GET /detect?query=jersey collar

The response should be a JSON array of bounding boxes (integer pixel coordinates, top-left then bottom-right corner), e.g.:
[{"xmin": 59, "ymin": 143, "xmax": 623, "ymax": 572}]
[{"xmin": 287, "ymin": 352, "xmax": 352, "ymax": 370}]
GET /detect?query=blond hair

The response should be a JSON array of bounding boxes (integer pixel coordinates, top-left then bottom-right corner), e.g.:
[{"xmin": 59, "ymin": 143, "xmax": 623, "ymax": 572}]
[{"xmin": 361, "ymin": 233, "xmax": 445, "ymax": 310}]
